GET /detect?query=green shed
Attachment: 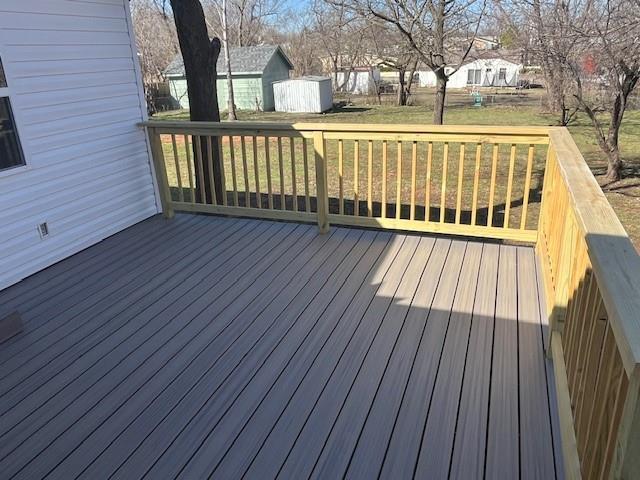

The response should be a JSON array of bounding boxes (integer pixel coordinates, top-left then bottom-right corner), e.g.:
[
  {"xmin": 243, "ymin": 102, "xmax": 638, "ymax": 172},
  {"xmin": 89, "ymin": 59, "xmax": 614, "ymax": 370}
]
[{"xmin": 164, "ymin": 45, "xmax": 293, "ymax": 112}]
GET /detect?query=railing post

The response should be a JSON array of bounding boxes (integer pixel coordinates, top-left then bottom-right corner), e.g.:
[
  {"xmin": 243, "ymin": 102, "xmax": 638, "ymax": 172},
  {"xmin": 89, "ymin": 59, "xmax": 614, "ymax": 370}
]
[
  {"xmin": 313, "ymin": 131, "xmax": 329, "ymax": 233},
  {"xmin": 147, "ymin": 126, "xmax": 174, "ymax": 219}
]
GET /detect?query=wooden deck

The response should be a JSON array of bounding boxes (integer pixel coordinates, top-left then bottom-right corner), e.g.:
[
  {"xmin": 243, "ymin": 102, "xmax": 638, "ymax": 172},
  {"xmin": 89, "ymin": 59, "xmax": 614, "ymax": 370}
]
[{"xmin": 0, "ymin": 214, "xmax": 563, "ymax": 479}]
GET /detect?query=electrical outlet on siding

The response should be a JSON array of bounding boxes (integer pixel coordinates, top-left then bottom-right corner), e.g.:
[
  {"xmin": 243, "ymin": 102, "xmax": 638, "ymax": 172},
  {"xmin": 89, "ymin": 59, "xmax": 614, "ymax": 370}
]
[{"xmin": 37, "ymin": 222, "xmax": 49, "ymax": 239}]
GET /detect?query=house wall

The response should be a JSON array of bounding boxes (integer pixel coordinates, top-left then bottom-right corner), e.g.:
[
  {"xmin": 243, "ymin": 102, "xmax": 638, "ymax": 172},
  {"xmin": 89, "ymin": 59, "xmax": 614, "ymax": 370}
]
[
  {"xmin": 418, "ymin": 60, "xmax": 521, "ymax": 89},
  {"xmin": 168, "ymin": 75, "xmax": 265, "ymax": 112},
  {"xmin": 261, "ymin": 54, "xmax": 291, "ymax": 111},
  {"xmin": 0, "ymin": 0, "xmax": 158, "ymax": 291}
]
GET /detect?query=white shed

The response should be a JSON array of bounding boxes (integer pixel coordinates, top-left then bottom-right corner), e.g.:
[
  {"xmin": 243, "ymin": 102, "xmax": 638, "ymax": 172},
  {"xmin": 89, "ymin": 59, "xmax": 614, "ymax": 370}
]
[
  {"xmin": 335, "ymin": 68, "xmax": 380, "ymax": 95},
  {"xmin": 418, "ymin": 58, "xmax": 522, "ymax": 89},
  {"xmin": 273, "ymin": 76, "xmax": 333, "ymax": 113}
]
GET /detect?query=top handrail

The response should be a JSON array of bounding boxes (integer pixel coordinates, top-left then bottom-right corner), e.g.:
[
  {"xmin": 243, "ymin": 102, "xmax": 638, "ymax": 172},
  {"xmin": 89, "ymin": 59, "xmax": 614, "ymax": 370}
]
[{"xmin": 141, "ymin": 120, "xmax": 551, "ymax": 139}]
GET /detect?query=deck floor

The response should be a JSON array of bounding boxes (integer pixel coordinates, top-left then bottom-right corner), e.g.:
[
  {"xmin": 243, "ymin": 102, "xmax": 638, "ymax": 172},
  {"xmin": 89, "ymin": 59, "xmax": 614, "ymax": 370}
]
[{"xmin": 0, "ymin": 214, "xmax": 562, "ymax": 479}]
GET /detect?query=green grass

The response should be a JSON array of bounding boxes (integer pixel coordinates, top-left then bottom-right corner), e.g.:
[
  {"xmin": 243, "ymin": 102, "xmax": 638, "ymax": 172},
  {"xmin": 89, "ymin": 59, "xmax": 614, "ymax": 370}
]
[{"xmin": 154, "ymin": 101, "xmax": 640, "ymax": 248}]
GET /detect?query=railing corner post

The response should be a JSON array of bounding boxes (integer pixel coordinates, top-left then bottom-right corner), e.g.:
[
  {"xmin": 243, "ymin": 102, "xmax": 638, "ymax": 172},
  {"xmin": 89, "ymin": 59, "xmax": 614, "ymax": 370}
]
[
  {"xmin": 147, "ymin": 126, "xmax": 174, "ymax": 219},
  {"xmin": 313, "ymin": 131, "xmax": 329, "ymax": 234}
]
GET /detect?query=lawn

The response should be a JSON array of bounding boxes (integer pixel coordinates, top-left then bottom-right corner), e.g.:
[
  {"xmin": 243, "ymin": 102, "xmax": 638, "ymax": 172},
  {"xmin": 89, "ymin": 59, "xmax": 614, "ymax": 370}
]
[{"xmin": 154, "ymin": 100, "xmax": 640, "ymax": 249}]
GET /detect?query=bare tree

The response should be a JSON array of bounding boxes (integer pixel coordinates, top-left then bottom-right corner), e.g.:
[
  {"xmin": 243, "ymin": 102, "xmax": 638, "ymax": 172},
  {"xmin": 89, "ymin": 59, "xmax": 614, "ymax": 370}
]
[
  {"xmin": 566, "ymin": 0, "xmax": 640, "ymax": 181},
  {"xmin": 330, "ymin": 0, "xmax": 487, "ymax": 123},
  {"xmin": 367, "ymin": 25, "xmax": 419, "ymax": 105},
  {"xmin": 515, "ymin": 0, "xmax": 639, "ymax": 181},
  {"xmin": 130, "ymin": 0, "xmax": 179, "ymax": 88},
  {"xmin": 313, "ymin": 1, "xmax": 368, "ymax": 92},
  {"xmin": 204, "ymin": 0, "xmax": 238, "ymax": 119},
  {"xmin": 267, "ymin": 14, "xmax": 323, "ymax": 77}
]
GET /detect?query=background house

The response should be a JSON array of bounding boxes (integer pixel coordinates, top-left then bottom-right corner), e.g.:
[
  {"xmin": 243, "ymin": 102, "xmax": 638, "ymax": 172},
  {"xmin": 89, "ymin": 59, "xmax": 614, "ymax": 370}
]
[
  {"xmin": 418, "ymin": 57, "xmax": 522, "ymax": 89},
  {"xmin": 165, "ymin": 45, "xmax": 293, "ymax": 112},
  {"xmin": 0, "ymin": 0, "xmax": 157, "ymax": 291}
]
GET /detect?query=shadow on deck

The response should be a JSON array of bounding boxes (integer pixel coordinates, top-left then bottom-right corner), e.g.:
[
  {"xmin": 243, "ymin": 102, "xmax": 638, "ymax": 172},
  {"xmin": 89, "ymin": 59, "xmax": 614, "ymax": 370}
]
[{"xmin": 0, "ymin": 214, "xmax": 563, "ymax": 479}]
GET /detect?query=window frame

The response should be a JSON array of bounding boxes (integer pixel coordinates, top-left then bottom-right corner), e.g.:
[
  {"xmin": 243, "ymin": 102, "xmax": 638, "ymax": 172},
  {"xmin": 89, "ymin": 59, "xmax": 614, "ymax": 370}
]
[
  {"xmin": 0, "ymin": 48, "xmax": 29, "ymax": 178},
  {"xmin": 466, "ymin": 68, "xmax": 482, "ymax": 85},
  {"xmin": 498, "ymin": 67, "xmax": 507, "ymax": 82}
]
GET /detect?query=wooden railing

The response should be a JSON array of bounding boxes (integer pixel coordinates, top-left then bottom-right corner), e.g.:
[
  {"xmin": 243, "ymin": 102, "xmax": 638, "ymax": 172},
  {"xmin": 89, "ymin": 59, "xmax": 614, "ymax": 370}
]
[
  {"xmin": 145, "ymin": 121, "xmax": 549, "ymax": 242},
  {"xmin": 537, "ymin": 128, "xmax": 640, "ymax": 480},
  {"xmin": 144, "ymin": 121, "xmax": 640, "ymax": 478}
]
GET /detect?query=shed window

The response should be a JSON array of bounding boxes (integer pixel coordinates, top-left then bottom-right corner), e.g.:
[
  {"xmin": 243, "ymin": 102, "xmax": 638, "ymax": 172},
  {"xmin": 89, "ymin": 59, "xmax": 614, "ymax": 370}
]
[{"xmin": 0, "ymin": 56, "xmax": 26, "ymax": 171}]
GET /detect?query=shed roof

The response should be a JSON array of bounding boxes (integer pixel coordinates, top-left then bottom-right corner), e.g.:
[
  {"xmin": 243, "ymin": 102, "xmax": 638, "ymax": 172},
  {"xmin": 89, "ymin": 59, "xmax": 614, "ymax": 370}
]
[
  {"xmin": 273, "ymin": 75, "xmax": 331, "ymax": 83},
  {"xmin": 164, "ymin": 45, "xmax": 293, "ymax": 77}
]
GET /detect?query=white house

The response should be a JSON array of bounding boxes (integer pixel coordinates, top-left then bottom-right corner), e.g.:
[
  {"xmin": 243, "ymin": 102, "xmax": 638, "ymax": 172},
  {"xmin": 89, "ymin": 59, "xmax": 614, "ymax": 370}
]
[
  {"xmin": 418, "ymin": 58, "xmax": 522, "ymax": 89},
  {"xmin": 0, "ymin": 1, "xmax": 158, "ymax": 291},
  {"xmin": 335, "ymin": 67, "xmax": 380, "ymax": 95}
]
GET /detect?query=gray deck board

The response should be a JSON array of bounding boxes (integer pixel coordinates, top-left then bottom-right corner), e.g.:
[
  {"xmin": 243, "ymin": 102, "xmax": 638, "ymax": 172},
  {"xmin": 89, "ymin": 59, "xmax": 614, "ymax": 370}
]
[
  {"xmin": 0, "ymin": 214, "xmax": 561, "ymax": 479},
  {"xmin": 486, "ymin": 246, "xmax": 520, "ymax": 479}
]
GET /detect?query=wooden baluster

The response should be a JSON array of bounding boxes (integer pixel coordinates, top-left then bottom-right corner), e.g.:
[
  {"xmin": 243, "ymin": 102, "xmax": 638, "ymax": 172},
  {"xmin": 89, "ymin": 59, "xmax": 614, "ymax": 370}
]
[
  {"xmin": 382, "ymin": 140, "xmax": 387, "ymax": 218},
  {"xmin": 504, "ymin": 144, "xmax": 516, "ymax": 228},
  {"xmin": 170, "ymin": 134, "xmax": 184, "ymax": 203},
  {"xmin": 425, "ymin": 142, "xmax": 432, "ymax": 222},
  {"xmin": 194, "ymin": 135, "xmax": 206, "ymax": 204},
  {"xmin": 455, "ymin": 143, "xmax": 465, "ymax": 224},
  {"xmin": 253, "ymin": 136, "xmax": 260, "ymax": 208},
  {"xmin": 520, "ymin": 144, "xmax": 535, "ymax": 230},
  {"xmin": 313, "ymin": 131, "xmax": 329, "ymax": 232},
  {"xmin": 599, "ymin": 364, "xmax": 628, "ymax": 479},
  {"xmin": 354, "ymin": 140, "xmax": 359, "ymax": 217},
  {"xmin": 240, "ymin": 136, "xmax": 250, "ymax": 207},
  {"xmin": 229, "ymin": 136, "xmax": 239, "ymax": 206},
  {"xmin": 265, "ymin": 136, "xmax": 273, "ymax": 209},
  {"xmin": 471, "ymin": 142, "xmax": 481, "ymax": 225},
  {"xmin": 410, "ymin": 141, "xmax": 417, "ymax": 220},
  {"xmin": 440, "ymin": 142, "xmax": 448, "ymax": 223},
  {"xmin": 217, "ymin": 135, "xmax": 226, "ymax": 206},
  {"xmin": 575, "ymin": 296, "xmax": 607, "ymax": 447},
  {"xmin": 367, "ymin": 140, "xmax": 373, "ymax": 217},
  {"xmin": 184, "ymin": 134, "xmax": 195, "ymax": 203},
  {"xmin": 278, "ymin": 137, "xmax": 285, "ymax": 209},
  {"xmin": 303, "ymin": 138, "xmax": 310, "ymax": 213},
  {"xmin": 206, "ymin": 136, "xmax": 217, "ymax": 205},
  {"xmin": 396, "ymin": 141, "xmax": 402, "ymax": 220},
  {"xmin": 487, "ymin": 143, "xmax": 499, "ymax": 227},
  {"xmin": 290, "ymin": 137, "xmax": 297, "ymax": 212},
  {"xmin": 338, "ymin": 139, "xmax": 344, "ymax": 215}
]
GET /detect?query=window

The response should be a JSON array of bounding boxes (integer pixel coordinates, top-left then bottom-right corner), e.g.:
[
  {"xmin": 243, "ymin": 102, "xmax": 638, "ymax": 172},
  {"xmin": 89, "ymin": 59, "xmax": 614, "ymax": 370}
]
[
  {"xmin": 466, "ymin": 68, "xmax": 482, "ymax": 85},
  {"xmin": 0, "ymin": 55, "xmax": 25, "ymax": 172},
  {"xmin": 498, "ymin": 68, "xmax": 507, "ymax": 82}
]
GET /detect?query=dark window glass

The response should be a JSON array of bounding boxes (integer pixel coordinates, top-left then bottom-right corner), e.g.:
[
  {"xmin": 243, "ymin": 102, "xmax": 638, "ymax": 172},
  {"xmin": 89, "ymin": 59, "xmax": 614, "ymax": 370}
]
[
  {"xmin": 499, "ymin": 68, "xmax": 507, "ymax": 81},
  {"xmin": 0, "ymin": 97, "xmax": 25, "ymax": 171},
  {"xmin": 0, "ymin": 57, "xmax": 6, "ymax": 88}
]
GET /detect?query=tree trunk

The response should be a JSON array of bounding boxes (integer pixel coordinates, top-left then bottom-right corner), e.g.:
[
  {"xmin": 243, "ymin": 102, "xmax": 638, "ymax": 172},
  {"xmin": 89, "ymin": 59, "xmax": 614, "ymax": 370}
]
[
  {"xmin": 170, "ymin": 0, "xmax": 224, "ymax": 205},
  {"xmin": 433, "ymin": 69, "xmax": 447, "ymax": 124},
  {"xmin": 605, "ymin": 144, "xmax": 623, "ymax": 182},
  {"xmin": 397, "ymin": 68, "xmax": 407, "ymax": 106},
  {"xmin": 222, "ymin": 0, "xmax": 237, "ymax": 121}
]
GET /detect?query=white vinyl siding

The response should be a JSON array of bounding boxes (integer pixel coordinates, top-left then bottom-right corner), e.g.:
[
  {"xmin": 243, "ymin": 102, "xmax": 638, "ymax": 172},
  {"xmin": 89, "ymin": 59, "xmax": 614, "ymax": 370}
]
[{"xmin": 0, "ymin": 0, "xmax": 158, "ymax": 291}]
